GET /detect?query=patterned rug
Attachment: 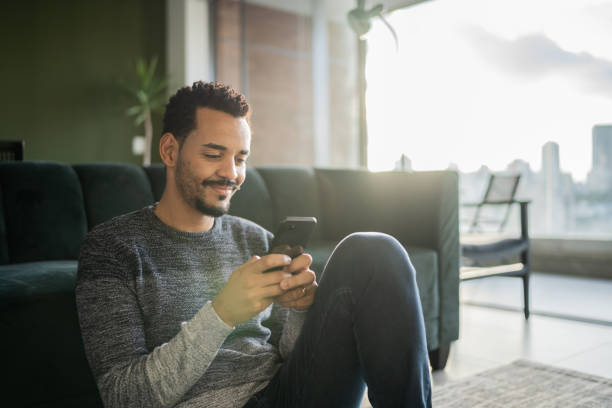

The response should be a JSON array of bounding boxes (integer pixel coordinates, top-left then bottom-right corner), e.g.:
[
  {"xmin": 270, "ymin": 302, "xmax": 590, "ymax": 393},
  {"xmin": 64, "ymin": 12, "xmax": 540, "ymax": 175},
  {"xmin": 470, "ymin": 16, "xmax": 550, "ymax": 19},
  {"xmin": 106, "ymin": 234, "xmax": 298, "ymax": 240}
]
[{"xmin": 433, "ymin": 360, "xmax": 612, "ymax": 407}]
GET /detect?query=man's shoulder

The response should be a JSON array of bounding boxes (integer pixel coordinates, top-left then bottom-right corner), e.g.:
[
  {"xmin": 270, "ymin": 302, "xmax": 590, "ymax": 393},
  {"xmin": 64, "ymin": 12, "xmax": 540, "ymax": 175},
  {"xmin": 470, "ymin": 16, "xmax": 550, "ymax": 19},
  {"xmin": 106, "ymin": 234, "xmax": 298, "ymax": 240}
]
[
  {"xmin": 81, "ymin": 206, "xmax": 153, "ymax": 252},
  {"xmin": 77, "ymin": 207, "xmax": 154, "ymax": 281},
  {"xmin": 89, "ymin": 206, "xmax": 152, "ymax": 238}
]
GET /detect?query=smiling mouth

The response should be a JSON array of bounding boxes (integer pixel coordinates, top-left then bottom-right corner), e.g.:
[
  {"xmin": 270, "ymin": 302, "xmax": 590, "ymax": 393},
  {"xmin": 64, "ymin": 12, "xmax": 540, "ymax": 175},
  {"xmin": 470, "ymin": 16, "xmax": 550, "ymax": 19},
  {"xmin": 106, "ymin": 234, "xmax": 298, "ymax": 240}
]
[{"xmin": 206, "ymin": 184, "xmax": 236, "ymax": 198}]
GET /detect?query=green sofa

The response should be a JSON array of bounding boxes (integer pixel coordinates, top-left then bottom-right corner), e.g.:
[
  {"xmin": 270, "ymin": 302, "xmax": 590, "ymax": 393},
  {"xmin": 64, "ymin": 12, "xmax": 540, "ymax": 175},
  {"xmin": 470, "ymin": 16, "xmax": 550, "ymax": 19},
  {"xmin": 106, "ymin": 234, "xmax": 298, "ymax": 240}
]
[{"xmin": 0, "ymin": 161, "xmax": 459, "ymax": 407}]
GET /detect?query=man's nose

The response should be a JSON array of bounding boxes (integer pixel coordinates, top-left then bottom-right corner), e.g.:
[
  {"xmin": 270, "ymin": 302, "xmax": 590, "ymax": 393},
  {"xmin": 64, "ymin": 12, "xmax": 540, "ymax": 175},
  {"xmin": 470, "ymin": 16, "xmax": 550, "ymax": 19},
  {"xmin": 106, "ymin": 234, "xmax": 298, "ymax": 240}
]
[{"xmin": 218, "ymin": 157, "xmax": 238, "ymax": 180}]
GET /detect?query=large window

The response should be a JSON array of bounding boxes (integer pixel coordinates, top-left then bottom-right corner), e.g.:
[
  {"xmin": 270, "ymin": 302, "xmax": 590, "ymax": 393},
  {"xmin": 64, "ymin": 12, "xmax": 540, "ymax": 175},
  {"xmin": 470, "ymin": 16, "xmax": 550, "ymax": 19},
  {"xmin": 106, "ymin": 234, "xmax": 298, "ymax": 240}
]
[{"xmin": 366, "ymin": 0, "xmax": 612, "ymax": 238}]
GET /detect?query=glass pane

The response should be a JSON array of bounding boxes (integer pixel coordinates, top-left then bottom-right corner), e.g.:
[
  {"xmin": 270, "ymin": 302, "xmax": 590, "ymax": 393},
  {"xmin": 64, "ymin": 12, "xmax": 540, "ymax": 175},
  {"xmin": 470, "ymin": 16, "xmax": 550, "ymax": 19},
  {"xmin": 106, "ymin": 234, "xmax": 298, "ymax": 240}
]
[{"xmin": 366, "ymin": 0, "xmax": 612, "ymax": 239}]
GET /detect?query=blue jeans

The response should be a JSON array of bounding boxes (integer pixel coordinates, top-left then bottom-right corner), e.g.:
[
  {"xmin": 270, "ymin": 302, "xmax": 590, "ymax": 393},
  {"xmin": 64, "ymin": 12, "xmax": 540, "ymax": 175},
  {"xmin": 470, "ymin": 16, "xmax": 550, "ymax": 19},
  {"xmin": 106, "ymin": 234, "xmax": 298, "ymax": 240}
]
[{"xmin": 244, "ymin": 233, "xmax": 432, "ymax": 408}]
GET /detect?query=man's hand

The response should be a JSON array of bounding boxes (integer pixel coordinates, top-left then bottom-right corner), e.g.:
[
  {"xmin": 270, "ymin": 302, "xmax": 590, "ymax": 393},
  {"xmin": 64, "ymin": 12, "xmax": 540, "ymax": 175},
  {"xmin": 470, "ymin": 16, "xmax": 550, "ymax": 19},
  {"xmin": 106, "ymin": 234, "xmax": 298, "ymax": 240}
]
[
  {"xmin": 212, "ymin": 254, "xmax": 293, "ymax": 327},
  {"xmin": 275, "ymin": 253, "xmax": 318, "ymax": 311}
]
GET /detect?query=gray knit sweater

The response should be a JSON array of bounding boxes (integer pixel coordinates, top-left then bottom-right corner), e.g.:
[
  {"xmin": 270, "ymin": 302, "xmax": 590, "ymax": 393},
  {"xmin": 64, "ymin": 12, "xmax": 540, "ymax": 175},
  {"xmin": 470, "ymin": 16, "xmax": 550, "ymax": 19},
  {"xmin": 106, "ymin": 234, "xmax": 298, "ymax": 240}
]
[{"xmin": 76, "ymin": 205, "xmax": 306, "ymax": 408}]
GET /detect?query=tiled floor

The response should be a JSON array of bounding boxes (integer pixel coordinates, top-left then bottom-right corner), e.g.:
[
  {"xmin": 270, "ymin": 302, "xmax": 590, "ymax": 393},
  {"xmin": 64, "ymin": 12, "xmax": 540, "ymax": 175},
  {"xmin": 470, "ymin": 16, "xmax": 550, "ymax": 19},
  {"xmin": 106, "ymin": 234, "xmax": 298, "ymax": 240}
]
[{"xmin": 360, "ymin": 272, "xmax": 612, "ymax": 407}]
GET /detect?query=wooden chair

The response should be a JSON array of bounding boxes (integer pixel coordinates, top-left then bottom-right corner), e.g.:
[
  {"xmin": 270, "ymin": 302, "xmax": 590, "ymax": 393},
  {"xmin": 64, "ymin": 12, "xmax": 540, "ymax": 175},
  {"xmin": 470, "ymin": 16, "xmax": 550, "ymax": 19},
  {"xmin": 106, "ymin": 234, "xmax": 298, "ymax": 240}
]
[{"xmin": 460, "ymin": 173, "xmax": 531, "ymax": 319}]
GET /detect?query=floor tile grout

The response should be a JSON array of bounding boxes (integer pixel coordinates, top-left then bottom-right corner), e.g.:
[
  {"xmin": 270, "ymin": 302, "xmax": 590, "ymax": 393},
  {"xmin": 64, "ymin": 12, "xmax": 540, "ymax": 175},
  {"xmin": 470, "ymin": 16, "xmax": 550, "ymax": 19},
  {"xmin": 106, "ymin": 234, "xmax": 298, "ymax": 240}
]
[{"xmin": 552, "ymin": 340, "xmax": 612, "ymax": 364}]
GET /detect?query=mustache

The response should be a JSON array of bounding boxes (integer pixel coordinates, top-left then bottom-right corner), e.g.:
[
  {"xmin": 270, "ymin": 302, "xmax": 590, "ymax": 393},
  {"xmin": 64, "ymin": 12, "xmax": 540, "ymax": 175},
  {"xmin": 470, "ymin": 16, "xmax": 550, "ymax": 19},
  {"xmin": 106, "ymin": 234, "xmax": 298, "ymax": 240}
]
[{"xmin": 201, "ymin": 179, "xmax": 240, "ymax": 190}]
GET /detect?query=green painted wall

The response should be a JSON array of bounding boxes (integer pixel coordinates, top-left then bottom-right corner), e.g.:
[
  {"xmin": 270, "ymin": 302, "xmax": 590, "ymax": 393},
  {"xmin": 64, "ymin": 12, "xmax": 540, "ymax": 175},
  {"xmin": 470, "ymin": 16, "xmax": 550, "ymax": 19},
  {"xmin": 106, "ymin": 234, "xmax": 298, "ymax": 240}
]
[{"xmin": 2, "ymin": 0, "xmax": 166, "ymax": 164}]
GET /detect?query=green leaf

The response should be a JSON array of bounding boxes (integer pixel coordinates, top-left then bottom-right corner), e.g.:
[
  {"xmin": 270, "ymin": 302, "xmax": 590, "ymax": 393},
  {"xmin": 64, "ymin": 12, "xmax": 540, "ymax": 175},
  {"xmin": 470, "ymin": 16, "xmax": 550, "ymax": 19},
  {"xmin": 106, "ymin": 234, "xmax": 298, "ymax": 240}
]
[
  {"xmin": 134, "ymin": 111, "xmax": 148, "ymax": 125},
  {"xmin": 136, "ymin": 89, "xmax": 149, "ymax": 104},
  {"xmin": 126, "ymin": 105, "xmax": 142, "ymax": 116},
  {"xmin": 150, "ymin": 78, "xmax": 167, "ymax": 95}
]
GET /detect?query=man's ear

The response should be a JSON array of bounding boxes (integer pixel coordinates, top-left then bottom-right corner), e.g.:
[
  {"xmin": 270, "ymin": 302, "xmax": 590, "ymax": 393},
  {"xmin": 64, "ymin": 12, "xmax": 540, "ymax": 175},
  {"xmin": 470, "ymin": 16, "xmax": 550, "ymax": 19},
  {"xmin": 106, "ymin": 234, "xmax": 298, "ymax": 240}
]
[{"xmin": 159, "ymin": 133, "xmax": 179, "ymax": 167}]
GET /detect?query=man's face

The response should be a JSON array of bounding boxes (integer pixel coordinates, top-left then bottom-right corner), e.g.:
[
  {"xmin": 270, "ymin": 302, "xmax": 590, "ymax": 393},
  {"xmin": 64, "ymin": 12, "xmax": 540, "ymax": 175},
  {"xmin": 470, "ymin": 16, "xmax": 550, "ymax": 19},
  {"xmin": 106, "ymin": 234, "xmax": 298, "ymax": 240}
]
[{"xmin": 174, "ymin": 107, "xmax": 251, "ymax": 217}]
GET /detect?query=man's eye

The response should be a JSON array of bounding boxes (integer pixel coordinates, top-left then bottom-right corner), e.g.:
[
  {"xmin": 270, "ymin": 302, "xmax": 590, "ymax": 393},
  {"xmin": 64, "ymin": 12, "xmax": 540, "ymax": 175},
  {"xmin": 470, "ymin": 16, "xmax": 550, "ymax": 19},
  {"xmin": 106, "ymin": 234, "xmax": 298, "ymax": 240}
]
[
  {"xmin": 236, "ymin": 158, "xmax": 247, "ymax": 164},
  {"xmin": 204, "ymin": 154, "xmax": 221, "ymax": 159}
]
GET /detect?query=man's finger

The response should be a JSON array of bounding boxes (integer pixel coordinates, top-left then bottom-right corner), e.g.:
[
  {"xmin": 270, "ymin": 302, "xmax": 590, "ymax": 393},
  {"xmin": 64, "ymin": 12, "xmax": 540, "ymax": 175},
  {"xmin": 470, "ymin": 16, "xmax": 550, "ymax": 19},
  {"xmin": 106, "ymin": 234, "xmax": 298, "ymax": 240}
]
[
  {"xmin": 245, "ymin": 255, "xmax": 260, "ymax": 264},
  {"xmin": 283, "ymin": 292, "xmax": 315, "ymax": 311},
  {"xmin": 276, "ymin": 280, "xmax": 317, "ymax": 303},
  {"xmin": 285, "ymin": 253, "xmax": 313, "ymax": 274},
  {"xmin": 280, "ymin": 268, "xmax": 315, "ymax": 290},
  {"xmin": 259, "ymin": 270, "xmax": 292, "ymax": 287},
  {"xmin": 275, "ymin": 286, "xmax": 305, "ymax": 303},
  {"xmin": 248, "ymin": 254, "xmax": 292, "ymax": 274},
  {"xmin": 260, "ymin": 283, "xmax": 289, "ymax": 298}
]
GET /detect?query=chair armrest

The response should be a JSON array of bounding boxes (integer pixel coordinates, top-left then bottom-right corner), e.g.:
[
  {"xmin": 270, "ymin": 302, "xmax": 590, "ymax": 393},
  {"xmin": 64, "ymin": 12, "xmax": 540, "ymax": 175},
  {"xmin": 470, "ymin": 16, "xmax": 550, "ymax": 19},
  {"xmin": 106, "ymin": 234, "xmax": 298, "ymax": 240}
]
[{"xmin": 463, "ymin": 199, "xmax": 531, "ymax": 207}]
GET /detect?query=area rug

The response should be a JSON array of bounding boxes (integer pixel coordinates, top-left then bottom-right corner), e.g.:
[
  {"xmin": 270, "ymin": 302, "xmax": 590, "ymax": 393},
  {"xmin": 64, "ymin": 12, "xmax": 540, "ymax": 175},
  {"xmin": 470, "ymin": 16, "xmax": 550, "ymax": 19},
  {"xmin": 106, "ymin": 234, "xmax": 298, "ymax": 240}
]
[{"xmin": 432, "ymin": 360, "xmax": 612, "ymax": 407}]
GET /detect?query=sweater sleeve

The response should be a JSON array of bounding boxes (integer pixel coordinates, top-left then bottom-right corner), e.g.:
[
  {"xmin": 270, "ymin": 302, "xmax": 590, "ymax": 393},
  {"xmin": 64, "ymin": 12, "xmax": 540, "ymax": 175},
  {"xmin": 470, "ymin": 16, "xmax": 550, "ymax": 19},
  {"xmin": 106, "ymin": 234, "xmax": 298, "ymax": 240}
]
[{"xmin": 75, "ymin": 236, "xmax": 234, "ymax": 408}]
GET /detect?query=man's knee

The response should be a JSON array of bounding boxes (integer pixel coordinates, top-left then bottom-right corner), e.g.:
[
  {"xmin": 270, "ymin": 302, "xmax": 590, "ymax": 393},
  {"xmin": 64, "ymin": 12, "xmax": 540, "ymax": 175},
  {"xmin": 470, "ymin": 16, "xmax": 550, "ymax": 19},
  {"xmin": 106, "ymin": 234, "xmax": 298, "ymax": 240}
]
[
  {"xmin": 336, "ymin": 232, "xmax": 404, "ymax": 257},
  {"xmin": 332, "ymin": 232, "xmax": 414, "ymax": 278}
]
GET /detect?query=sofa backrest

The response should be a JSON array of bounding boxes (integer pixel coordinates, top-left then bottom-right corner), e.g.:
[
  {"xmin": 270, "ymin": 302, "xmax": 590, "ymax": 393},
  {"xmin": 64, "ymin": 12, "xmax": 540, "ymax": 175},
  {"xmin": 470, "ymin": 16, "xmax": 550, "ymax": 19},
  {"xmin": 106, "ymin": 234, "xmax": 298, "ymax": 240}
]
[
  {"xmin": 256, "ymin": 167, "xmax": 323, "ymax": 241},
  {"xmin": 74, "ymin": 163, "xmax": 155, "ymax": 230},
  {"xmin": 143, "ymin": 164, "xmax": 166, "ymax": 201},
  {"xmin": 316, "ymin": 169, "xmax": 456, "ymax": 249},
  {"xmin": 0, "ymin": 162, "xmax": 455, "ymax": 264},
  {"xmin": 228, "ymin": 167, "xmax": 276, "ymax": 232},
  {"xmin": 0, "ymin": 162, "xmax": 88, "ymax": 264}
]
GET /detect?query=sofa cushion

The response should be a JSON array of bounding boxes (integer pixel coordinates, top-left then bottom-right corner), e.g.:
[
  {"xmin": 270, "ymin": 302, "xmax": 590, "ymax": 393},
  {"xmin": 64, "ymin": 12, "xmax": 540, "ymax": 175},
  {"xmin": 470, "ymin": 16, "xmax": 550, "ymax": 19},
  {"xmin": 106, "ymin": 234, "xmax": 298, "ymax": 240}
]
[
  {"xmin": 0, "ymin": 187, "xmax": 9, "ymax": 264},
  {"xmin": 257, "ymin": 167, "xmax": 323, "ymax": 241},
  {"xmin": 0, "ymin": 260, "xmax": 77, "ymax": 303},
  {"xmin": 0, "ymin": 260, "xmax": 102, "ymax": 407},
  {"xmin": 143, "ymin": 164, "xmax": 166, "ymax": 201},
  {"xmin": 0, "ymin": 162, "xmax": 88, "ymax": 263},
  {"xmin": 229, "ymin": 168, "xmax": 276, "ymax": 232},
  {"xmin": 316, "ymin": 169, "xmax": 443, "ymax": 248},
  {"xmin": 74, "ymin": 163, "xmax": 155, "ymax": 230},
  {"xmin": 404, "ymin": 246, "xmax": 439, "ymax": 322}
]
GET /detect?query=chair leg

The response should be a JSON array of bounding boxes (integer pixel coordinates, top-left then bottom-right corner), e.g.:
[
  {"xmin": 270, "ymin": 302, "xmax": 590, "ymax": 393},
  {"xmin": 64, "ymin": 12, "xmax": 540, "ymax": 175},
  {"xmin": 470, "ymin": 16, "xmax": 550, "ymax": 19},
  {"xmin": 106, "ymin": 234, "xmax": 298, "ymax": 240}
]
[{"xmin": 522, "ymin": 274, "xmax": 530, "ymax": 319}]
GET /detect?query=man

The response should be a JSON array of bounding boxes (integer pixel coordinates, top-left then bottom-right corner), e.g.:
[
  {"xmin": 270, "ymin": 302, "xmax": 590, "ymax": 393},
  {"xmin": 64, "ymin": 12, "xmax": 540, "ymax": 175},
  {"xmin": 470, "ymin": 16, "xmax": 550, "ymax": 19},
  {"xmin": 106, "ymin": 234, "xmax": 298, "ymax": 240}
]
[{"xmin": 76, "ymin": 81, "xmax": 432, "ymax": 408}]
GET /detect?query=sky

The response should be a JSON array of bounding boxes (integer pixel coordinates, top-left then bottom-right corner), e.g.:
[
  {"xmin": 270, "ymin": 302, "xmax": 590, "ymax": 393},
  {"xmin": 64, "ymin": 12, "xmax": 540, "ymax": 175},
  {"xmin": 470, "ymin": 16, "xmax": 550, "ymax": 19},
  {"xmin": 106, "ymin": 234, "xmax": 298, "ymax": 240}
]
[{"xmin": 365, "ymin": 0, "xmax": 612, "ymax": 181}]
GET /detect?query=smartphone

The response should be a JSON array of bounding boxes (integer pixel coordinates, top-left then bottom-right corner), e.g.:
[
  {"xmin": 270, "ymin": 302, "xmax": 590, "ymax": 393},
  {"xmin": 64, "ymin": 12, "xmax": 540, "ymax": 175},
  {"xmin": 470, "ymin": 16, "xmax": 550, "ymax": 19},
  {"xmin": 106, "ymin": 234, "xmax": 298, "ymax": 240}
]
[{"xmin": 265, "ymin": 216, "xmax": 317, "ymax": 272}]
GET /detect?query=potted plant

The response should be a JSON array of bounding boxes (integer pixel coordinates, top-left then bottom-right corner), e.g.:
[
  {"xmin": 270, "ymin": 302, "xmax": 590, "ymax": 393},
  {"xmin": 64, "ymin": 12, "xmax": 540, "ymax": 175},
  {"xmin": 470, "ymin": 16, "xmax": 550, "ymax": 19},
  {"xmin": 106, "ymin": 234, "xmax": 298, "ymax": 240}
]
[{"xmin": 125, "ymin": 57, "xmax": 167, "ymax": 165}]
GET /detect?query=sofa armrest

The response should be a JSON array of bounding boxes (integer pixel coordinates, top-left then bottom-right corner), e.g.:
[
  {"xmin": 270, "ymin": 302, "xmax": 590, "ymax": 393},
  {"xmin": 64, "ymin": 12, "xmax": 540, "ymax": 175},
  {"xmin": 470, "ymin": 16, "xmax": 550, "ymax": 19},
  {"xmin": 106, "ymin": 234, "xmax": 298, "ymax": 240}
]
[{"xmin": 435, "ymin": 171, "xmax": 460, "ymax": 345}]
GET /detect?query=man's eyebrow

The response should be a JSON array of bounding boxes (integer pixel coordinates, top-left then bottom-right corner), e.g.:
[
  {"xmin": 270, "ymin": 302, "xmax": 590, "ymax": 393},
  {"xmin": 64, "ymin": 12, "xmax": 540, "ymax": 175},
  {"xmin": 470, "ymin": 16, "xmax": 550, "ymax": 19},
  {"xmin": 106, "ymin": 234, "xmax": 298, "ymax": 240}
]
[
  {"xmin": 202, "ymin": 143, "xmax": 249, "ymax": 155},
  {"xmin": 202, "ymin": 143, "xmax": 227, "ymax": 151}
]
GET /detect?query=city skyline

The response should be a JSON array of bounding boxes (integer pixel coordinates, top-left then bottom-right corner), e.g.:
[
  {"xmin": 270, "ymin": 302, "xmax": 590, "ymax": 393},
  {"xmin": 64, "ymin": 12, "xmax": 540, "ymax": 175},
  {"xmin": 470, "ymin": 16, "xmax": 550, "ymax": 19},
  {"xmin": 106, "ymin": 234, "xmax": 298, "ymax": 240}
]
[
  {"xmin": 459, "ymin": 128, "xmax": 612, "ymax": 238},
  {"xmin": 397, "ymin": 127, "xmax": 612, "ymax": 184},
  {"xmin": 394, "ymin": 124, "xmax": 611, "ymax": 185}
]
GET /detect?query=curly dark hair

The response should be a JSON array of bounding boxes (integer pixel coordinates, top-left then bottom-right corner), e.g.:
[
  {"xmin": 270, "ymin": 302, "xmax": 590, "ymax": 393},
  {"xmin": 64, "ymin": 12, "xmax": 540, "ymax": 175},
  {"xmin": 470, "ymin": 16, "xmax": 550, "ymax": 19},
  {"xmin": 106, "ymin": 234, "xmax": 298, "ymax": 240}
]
[{"xmin": 162, "ymin": 81, "xmax": 250, "ymax": 145}]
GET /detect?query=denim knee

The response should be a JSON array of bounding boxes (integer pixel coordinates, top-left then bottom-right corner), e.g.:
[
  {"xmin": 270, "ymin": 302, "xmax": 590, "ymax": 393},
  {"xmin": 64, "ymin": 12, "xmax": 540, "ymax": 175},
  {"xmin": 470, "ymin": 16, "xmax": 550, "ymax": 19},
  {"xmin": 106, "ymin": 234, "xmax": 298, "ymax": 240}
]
[{"xmin": 330, "ymin": 232, "xmax": 415, "ymax": 282}]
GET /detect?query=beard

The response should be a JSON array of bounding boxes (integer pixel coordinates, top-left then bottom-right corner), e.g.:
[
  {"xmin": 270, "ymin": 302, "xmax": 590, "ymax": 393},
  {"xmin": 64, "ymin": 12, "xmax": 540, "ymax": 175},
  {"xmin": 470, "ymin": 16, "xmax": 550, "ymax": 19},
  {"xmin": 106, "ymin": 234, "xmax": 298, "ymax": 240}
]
[{"xmin": 175, "ymin": 155, "xmax": 237, "ymax": 217}]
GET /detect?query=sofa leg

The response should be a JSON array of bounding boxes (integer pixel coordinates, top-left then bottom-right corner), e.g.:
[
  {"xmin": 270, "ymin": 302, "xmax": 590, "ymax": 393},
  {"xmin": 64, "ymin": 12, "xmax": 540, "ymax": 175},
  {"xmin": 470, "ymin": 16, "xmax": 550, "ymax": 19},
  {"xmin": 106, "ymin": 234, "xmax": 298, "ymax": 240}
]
[{"xmin": 428, "ymin": 344, "xmax": 451, "ymax": 371}]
